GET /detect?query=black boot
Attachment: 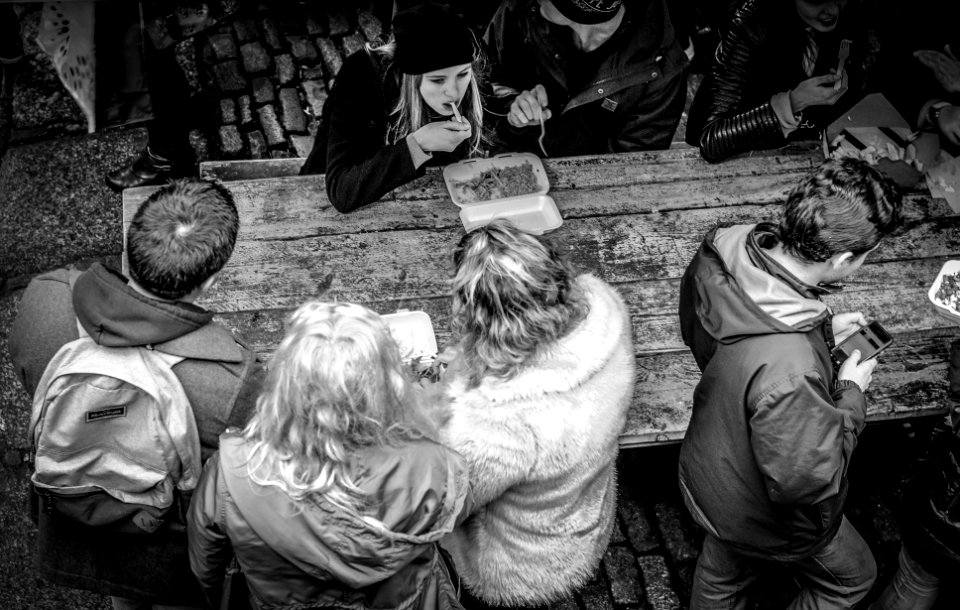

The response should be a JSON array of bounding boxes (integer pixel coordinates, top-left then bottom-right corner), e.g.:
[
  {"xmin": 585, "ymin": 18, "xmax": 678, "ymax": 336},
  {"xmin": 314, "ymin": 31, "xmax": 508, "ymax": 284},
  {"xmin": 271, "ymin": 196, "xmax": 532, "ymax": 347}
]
[{"xmin": 105, "ymin": 146, "xmax": 176, "ymax": 192}]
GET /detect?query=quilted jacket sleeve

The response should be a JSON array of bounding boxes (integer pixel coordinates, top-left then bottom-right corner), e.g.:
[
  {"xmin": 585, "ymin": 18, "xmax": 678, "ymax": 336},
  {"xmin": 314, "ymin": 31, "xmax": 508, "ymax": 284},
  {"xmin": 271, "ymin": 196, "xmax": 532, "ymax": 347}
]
[
  {"xmin": 686, "ymin": 6, "xmax": 787, "ymax": 162},
  {"xmin": 748, "ymin": 370, "xmax": 867, "ymax": 506}
]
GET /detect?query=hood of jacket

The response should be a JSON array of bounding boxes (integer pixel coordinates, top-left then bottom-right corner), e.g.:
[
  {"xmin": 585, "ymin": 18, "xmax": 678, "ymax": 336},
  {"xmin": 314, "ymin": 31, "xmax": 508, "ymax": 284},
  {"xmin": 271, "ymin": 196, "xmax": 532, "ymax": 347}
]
[
  {"xmin": 684, "ymin": 224, "xmax": 830, "ymax": 351},
  {"xmin": 72, "ymin": 263, "xmax": 242, "ymax": 362},
  {"xmin": 217, "ymin": 434, "xmax": 469, "ymax": 589}
]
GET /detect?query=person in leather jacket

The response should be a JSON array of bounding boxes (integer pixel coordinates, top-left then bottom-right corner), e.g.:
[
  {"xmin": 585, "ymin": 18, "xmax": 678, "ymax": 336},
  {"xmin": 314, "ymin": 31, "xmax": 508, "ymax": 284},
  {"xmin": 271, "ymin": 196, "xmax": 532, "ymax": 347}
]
[{"xmin": 685, "ymin": 0, "xmax": 865, "ymax": 162}]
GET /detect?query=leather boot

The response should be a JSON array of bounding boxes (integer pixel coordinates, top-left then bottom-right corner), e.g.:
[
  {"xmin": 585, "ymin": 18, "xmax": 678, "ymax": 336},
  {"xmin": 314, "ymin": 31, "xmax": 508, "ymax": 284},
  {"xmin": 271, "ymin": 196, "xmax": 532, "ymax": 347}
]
[{"xmin": 105, "ymin": 146, "xmax": 175, "ymax": 192}]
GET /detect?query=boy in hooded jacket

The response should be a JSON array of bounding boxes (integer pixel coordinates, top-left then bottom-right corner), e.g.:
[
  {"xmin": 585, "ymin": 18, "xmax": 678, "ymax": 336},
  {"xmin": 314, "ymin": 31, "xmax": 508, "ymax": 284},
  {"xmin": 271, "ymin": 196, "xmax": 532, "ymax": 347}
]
[
  {"xmin": 677, "ymin": 158, "xmax": 903, "ymax": 609},
  {"xmin": 9, "ymin": 179, "xmax": 264, "ymax": 609}
]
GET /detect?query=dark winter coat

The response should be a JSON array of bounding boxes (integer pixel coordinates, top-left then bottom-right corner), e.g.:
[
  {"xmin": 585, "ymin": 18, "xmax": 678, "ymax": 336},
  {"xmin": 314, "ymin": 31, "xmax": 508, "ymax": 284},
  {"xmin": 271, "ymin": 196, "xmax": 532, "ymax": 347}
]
[
  {"xmin": 898, "ymin": 339, "xmax": 960, "ymax": 578},
  {"xmin": 187, "ymin": 432, "xmax": 472, "ymax": 610},
  {"xmin": 685, "ymin": 0, "xmax": 865, "ymax": 161},
  {"xmin": 299, "ymin": 48, "xmax": 471, "ymax": 213},
  {"xmin": 484, "ymin": 0, "xmax": 688, "ymax": 156},
  {"xmin": 9, "ymin": 263, "xmax": 264, "ymax": 604},
  {"xmin": 677, "ymin": 224, "xmax": 867, "ymax": 561}
]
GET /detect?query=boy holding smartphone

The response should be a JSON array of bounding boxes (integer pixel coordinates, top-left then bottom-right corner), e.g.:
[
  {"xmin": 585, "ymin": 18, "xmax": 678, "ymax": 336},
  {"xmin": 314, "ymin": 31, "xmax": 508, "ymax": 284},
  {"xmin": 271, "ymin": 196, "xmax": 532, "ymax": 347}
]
[{"xmin": 677, "ymin": 158, "xmax": 903, "ymax": 609}]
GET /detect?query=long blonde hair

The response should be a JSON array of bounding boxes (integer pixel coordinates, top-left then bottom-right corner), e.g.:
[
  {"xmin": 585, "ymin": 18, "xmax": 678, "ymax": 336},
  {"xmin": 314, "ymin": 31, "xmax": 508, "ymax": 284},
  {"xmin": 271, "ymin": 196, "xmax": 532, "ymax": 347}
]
[
  {"xmin": 371, "ymin": 39, "xmax": 487, "ymax": 156},
  {"xmin": 451, "ymin": 220, "xmax": 589, "ymax": 387},
  {"xmin": 242, "ymin": 301, "xmax": 431, "ymax": 512}
]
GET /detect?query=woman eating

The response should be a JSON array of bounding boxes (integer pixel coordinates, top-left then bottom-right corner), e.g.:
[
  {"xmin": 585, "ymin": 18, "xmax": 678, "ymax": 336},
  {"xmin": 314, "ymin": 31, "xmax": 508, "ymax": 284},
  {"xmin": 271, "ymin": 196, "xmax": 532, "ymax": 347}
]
[{"xmin": 300, "ymin": 3, "xmax": 488, "ymax": 212}]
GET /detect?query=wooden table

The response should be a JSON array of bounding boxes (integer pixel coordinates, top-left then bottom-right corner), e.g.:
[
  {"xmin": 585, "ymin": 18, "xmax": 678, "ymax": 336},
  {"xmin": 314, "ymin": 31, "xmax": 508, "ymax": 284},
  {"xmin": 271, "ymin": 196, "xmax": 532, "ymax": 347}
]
[{"xmin": 123, "ymin": 143, "xmax": 960, "ymax": 447}]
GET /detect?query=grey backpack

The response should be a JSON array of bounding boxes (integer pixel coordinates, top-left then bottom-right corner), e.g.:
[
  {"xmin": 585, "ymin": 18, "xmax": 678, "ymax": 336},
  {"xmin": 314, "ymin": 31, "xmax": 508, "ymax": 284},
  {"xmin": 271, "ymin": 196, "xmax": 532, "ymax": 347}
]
[{"xmin": 28, "ymin": 316, "xmax": 201, "ymax": 534}]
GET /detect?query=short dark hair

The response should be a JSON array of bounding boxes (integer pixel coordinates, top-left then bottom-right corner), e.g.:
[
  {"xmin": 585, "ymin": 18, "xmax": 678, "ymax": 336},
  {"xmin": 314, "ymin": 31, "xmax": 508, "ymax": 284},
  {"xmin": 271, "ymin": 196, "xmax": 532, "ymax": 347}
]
[
  {"xmin": 779, "ymin": 158, "xmax": 903, "ymax": 262},
  {"xmin": 127, "ymin": 179, "xmax": 239, "ymax": 300}
]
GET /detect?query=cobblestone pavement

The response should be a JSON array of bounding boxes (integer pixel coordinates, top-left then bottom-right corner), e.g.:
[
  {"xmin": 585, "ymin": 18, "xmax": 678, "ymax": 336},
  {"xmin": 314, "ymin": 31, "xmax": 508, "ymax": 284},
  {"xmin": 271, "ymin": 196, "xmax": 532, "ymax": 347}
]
[{"xmin": 1, "ymin": 2, "xmax": 959, "ymax": 609}]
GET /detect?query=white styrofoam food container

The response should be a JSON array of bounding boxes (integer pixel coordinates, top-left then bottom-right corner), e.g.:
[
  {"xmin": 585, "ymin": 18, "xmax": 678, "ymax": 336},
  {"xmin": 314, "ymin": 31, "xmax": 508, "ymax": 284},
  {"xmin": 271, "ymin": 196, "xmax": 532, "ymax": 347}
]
[
  {"xmin": 380, "ymin": 310, "xmax": 438, "ymax": 363},
  {"xmin": 442, "ymin": 153, "xmax": 562, "ymax": 234},
  {"xmin": 929, "ymin": 259, "xmax": 960, "ymax": 324}
]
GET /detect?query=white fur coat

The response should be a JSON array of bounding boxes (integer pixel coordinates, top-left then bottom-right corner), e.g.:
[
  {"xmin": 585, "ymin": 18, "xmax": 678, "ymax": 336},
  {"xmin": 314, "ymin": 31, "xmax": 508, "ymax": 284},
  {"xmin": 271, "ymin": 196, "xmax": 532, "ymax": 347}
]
[{"xmin": 437, "ymin": 274, "xmax": 636, "ymax": 606}]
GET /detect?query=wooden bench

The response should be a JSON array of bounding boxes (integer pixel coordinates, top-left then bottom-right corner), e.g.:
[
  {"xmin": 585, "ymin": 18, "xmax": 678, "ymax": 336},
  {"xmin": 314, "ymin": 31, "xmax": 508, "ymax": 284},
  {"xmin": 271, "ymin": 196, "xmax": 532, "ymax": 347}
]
[{"xmin": 123, "ymin": 143, "xmax": 960, "ymax": 447}]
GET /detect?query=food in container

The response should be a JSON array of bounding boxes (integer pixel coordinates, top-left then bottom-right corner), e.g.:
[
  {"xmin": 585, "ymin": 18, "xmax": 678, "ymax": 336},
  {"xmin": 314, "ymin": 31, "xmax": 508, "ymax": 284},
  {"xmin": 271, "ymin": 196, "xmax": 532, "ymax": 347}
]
[
  {"xmin": 450, "ymin": 161, "xmax": 542, "ymax": 203},
  {"xmin": 929, "ymin": 260, "xmax": 960, "ymax": 324},
  {"xmin": 442, "ymin": 153, "xmax": 562, "ymax": 234}
]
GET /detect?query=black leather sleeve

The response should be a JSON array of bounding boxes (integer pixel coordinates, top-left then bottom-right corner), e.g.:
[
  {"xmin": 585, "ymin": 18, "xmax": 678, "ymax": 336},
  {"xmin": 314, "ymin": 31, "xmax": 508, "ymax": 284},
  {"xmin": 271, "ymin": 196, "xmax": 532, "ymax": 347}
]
[{"xmin": 686, "ymin": 1, "xmax": 788, "ymax": 162}]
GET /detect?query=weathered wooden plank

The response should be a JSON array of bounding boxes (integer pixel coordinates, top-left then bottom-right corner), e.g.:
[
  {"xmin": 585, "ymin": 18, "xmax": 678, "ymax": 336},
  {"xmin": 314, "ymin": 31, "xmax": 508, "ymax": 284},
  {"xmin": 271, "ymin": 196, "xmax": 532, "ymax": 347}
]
[
  {"xmin": 211, "ymin": 300, "xmax": 955, "ymax": 448},
  {"xmin": 619, "ymin": 327, "xmax": 956, "ymax": 447},
  {"xmin": 199, "ymin": 158, "xmax": 306, "ymax": 182},
  {"xmin": 126, "ymin": 146, "xmax": 825, "ymax": 239},
  {"xmin": 196, "ymin": 142, "xmax": 818, "ymax": 184},
  {"xmin": 196, "ymin": 197, "xmax": 960, "ymax": 313},
  {"xmin": 207, "ymin": 256, "xmax": 960, "ymax": 364}
]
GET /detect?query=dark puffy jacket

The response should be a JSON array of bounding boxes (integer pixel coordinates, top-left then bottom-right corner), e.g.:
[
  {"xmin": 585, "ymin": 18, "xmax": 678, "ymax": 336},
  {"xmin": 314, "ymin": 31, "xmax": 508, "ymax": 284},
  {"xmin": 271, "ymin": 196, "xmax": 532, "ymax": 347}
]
[
  {"xmin": 9, "ymin": 263, "xmax": 264, "ymax": 604},
  {"xmin": 899, "ymin": 339, "xmax": 960, "ymax": 578},
  {"xmin": 685, "ymin": 0, "xmax": 865, "ymax": 162},
  {"xmin": 678, "ymin": 224, "xmax": 867, "ymax": 561},
  {"xmin": 188, "ymin": 433, "xmax": 473, "ymax": 610},
  {"xmin": 484, "ymin": 0, "xmax": 688, "ymax": 156}
]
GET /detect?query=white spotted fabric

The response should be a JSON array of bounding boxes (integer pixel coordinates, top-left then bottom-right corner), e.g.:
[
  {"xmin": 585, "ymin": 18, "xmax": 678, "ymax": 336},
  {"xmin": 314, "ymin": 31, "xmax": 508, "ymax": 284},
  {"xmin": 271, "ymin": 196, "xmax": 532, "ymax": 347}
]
[{"xmin": 37, "ymin": 2, "xmax": 96, "ymax": 132}]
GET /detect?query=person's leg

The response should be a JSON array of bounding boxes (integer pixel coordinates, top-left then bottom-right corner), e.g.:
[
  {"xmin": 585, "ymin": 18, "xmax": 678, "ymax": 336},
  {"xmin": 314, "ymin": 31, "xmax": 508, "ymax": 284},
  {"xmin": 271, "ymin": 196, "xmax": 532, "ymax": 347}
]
[
  {"xmin": 868, "ymin": 545, "xmax": 942, "ymax": 610},
  {"xmin": 141, "ymin": 43, "xmax": 194, "ymax": 169},
  {"xmin": 105, "ymin": 40, "xmax": 194, "ymax": 191},
  {"xmin": 786, "ymin": 516, "xmax": 877, "ymax": 610},
  {"xmin": 689, "ymin": 533, "xmax": 759, "ymax": 610}
]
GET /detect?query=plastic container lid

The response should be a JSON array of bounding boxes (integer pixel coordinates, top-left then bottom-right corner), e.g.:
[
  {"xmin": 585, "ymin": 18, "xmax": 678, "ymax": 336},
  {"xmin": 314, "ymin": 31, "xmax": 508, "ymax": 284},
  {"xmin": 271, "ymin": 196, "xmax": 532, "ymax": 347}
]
[
  {"xmin": 442, "ymin": 153, "xmax": 563, "ymax": 234},
  {"xmin": 381, "ymin": 310, "xmax": 438, "ymax": 363},
  {"xmin": 929, "ymin": 259, "xmax": 960, "ymax": 325}
]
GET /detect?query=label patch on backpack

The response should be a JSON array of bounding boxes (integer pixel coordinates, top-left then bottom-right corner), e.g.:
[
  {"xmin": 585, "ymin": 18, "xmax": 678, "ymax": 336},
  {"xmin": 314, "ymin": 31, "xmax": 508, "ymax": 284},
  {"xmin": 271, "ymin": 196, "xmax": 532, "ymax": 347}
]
[{"xmin": 86, "ymin": 406, "xmax": 126, "ymax": 422}]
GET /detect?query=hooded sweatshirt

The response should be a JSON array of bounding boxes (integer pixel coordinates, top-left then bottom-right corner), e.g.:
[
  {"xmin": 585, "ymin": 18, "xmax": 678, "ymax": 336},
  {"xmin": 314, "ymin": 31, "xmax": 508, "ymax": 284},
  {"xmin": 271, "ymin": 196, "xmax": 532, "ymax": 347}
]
[
  {"xmin": 187, "ymin": 432, "xmax": 472, "ymax": 610},
  {"xmin": 677, "ymin": 224, "xmax": 867, "ymax": 561},
  {"xmin": 9, "ymin": 263, "xmax": 263, "ymax": 602}
]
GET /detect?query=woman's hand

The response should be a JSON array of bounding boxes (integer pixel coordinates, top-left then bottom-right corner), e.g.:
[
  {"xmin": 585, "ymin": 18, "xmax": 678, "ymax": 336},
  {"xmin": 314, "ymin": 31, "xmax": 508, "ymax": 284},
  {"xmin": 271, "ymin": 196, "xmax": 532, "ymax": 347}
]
[
  {"xmin": 936, "ymin": 104, "xmax": 960, "ymax": 146},
  {"xmin": 915, "ymin": 45, "xmax": 960, "ymax": 94},
  {"xmin": 507, "ymin": 84, "xmax": 553, "ymax": 128},
  {"xmin": 412, "ymin": 120, "xmax": 472, "ymax": 153},
  {"xmin": 838, "ymin": 349, "xmax": 878, "ymax": 392},
  {"xmin": 832, "ymin": 311, "xmax": 867, "ymax": 344},
  {"xmin": 789, "ymin": 71, "xmax": 848, "ymax": 114}
]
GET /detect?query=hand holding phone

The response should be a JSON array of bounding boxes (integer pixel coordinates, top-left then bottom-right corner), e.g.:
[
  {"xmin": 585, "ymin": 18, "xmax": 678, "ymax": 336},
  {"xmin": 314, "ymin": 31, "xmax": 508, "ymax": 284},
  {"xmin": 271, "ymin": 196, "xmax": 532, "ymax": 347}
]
[
  {"xmin": 831, "ymin": 320, "xmax": 893, "ymax": 363},
  {"xmin": 832, "ymin": 320, "xmax": 892, "ymax": 391}
]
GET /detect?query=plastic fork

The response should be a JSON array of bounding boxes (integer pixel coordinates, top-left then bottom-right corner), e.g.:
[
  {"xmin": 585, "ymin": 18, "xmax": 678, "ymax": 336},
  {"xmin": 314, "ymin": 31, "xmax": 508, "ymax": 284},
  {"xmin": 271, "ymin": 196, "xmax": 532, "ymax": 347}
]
[
  {"xmin": 835, "ymin": 39, "xmax": 851, "ymax": 91},
  {"xmin": 538, "ymin": 109, "xmax": 548, "ymax": 158},
  {"xmin": 448, "ymin": 102, "xmax": 462, "ymax": 123}
]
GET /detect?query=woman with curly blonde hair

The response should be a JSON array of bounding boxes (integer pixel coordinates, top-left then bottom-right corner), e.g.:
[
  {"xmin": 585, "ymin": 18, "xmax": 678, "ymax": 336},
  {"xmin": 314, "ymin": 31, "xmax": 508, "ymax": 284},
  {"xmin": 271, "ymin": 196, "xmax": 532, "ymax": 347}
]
[
  {"xmin": 187, "ymin": 302, "xmax": 472, "ymax": 610},
  {"xmin": 431, "ymin": 220, "xmax": 636, "ymax": 606}
]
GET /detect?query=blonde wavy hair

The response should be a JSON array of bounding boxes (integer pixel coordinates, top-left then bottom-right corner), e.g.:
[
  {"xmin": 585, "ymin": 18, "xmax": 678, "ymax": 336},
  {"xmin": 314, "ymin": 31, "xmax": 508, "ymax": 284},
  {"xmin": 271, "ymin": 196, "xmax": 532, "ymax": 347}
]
[
  {"xmin": 242, "ymin": 301, "xmax": 432, "ymax": 512},
  {"xmin": 451, "ymin": 220, "xmax": 589, "ymax": 387},
  {"xmin": 370, "ymin": 39, "xmax": 488, "ymax": 156}
]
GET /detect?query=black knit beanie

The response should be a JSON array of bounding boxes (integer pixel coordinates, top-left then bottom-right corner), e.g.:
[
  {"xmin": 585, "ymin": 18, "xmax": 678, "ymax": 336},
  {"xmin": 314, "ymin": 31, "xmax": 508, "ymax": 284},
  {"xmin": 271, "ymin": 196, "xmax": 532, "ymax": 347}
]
[
  {"xmin": 548, "ymin": 0, "xmax": 623, "ymax": 24},
  {"xmin": 392, "ymin": 3, "xmax": 475, "ymax": 75}
]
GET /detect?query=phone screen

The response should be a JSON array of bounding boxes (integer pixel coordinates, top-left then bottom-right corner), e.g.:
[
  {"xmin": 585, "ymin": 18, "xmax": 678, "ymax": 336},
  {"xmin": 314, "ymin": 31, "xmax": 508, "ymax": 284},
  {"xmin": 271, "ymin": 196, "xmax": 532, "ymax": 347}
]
[{"xmin": 832, "ymin": 321, "xmax": 893, "ymax": 363}]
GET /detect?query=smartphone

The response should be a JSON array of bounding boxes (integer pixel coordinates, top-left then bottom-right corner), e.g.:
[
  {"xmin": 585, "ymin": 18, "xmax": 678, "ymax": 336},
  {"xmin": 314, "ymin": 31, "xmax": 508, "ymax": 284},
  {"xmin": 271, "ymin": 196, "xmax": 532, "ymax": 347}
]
[{"xmin": 831, "ymin": 320, "xmax": 893, "ymax": 365}]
